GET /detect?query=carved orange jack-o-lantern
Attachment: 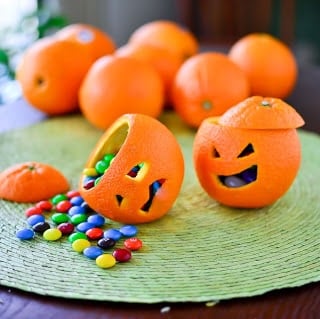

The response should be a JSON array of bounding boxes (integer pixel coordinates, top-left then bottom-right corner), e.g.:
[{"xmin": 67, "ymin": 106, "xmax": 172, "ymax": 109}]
[
  {"xmin": 79, "ymin": 113, "xmax": 184, "ymax": 224},
  {"xmin": 193, "ymin": 96, "xmax": 305, "ymax": 208}
]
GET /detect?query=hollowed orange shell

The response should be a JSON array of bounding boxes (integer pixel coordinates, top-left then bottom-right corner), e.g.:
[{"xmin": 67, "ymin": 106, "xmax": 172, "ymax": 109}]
[
  {"xmin": 193, "ymin": 96, "xmax": 305, "ymax": 208},
  {"xmin": 79, "ymin": 113, "xmax": 184, "ymax": 224}
]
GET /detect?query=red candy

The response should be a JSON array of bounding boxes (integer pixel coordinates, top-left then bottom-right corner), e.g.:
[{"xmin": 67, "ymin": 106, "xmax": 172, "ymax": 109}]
[
  {"xmin": 57, "ymin": 222, "xmax": 75, "ymax": 235},
  {"xmin": 86, "ymin": 227, "xmax": 104, "ymax": 241},
  {"xmin": 124, "ymin": 237, "xmax": 143, "ymax": 251},
  {"xmin": 66, "ymin": 190, "xmax": 80, "ymax": 198},
  {"xmin": 55, "ymin": 200, "xmax": 72, "ymax": 212},
  {"xmin": 25, "ymin": 206, "xmax": 42, "ymax": 217},
  {"xmin": 113, "ymin": 248, "xmax": 132, "ymax": 262},
  {"xmin": 35, "ymin": 200, "xmax": 53, "ymax": 211}
]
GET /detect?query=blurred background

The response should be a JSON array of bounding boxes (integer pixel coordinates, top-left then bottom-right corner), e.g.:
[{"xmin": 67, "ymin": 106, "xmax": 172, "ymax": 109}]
[{"xmin": 0, "ymin": 0, "xmax": 320, "ymax": 130}]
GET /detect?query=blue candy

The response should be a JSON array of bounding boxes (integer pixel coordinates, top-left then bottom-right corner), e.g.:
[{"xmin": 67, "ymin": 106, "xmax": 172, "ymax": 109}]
[
  {"xmin": 68, "ymin": 205, "xmax": 86, "ymax": 216},
  {"xmin": 119, "ymin": 225, "xmax": 138, "ymax": 237},
  {"xmin": 76, "ymin": 222, "xmax": 96, "ymax": 233},
  {"xmin": 83, "ymin": 246, "xmax": 103, "ymax": 259},
  {"xmin": 16, "ymin": 228, "xmax": 35, "ymax": 240},
  {"xmin": 104, "ymin": 228, "xmax": 122, "ymax": 241},
  {"xmin": 87, "ymin": 214, "xmax": 105, "ymax": 227},
  {"xmin": 70, "ymin": 196, "xmax": 84, "ymax": 206},
  {"xmin": 27, "ymin": 214, "xmax": 45, "ymax": 226}
]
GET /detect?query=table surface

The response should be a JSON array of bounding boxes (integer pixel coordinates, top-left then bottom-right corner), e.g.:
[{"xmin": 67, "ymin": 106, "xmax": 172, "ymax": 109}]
[{"xmin": 0, "ymin": 63, "xmax": 320, "ymax": 319}]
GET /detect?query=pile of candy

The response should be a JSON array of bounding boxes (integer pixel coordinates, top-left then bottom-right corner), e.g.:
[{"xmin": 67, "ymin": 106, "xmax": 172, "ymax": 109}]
[{"xmin": 15, "ymin": 189, "xmax": 143, "ymax": 269}]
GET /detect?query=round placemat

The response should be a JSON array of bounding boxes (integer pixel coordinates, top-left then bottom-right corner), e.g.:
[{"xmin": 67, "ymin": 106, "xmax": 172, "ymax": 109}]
[{"xmin": 0, "ymin": 113, "xmax": 319, "ymax": 303}]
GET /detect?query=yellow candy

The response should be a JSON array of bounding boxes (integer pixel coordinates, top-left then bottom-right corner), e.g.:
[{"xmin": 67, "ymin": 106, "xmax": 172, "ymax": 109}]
[
  {"xmin": 72, "ymin": 238, "xmax": 91, "ymax": 252},
  {"xmin": 82, "ymin": 167, "xmax": 98, "ymax": 177},
  {"xmin": 43, "ymin": 228, "xmax": 62, "ymax": 241},
  {"xmin": 96, "ymin": 254, "xmax": 116, "ymax": 269}
]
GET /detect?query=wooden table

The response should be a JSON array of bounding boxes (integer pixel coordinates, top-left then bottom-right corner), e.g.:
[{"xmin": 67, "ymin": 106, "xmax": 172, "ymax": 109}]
[{"xmin": 0, "ymin": 63, "xmax": 319, "ymax": 319}]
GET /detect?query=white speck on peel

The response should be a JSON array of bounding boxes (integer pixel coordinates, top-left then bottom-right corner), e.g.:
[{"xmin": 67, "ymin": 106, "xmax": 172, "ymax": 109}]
[{"xmin": 160, "ymin": 306, "xmax": 171, "ymax": 313}]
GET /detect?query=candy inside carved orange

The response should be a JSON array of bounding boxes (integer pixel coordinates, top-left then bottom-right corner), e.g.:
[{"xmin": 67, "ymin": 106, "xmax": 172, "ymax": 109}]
[
  {"xmin": 193, "ymin": 96, "xmax": 305, "ymax": 208},
  {"xmin": 0, "ymin": 162, "xmax": 69, "ymax": 203},
  {"xmin": 79, "ymin": 113, "xmax": 184, "ymax": 224}
]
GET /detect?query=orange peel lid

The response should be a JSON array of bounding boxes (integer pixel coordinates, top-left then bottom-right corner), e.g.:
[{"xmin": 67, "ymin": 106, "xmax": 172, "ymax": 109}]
[{"xmin": 218, "ymin": 96, "xmax": 305, "ymax": 129}]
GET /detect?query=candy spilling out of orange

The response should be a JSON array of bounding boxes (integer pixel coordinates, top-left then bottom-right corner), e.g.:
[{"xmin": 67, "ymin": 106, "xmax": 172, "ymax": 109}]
[
  {"xmin": 0, "ymin": 162, "xmax": 69, "ymax": 203},
  {"xmin": 55, "ymin": 23, "xmax": 116, "ymax": 62},
  {"xmin": 79, "ymin": 55, "xmax": 164, "ymax": 130},
  {"xmin": 128, "ymin": 20, "xmax": 199, "ymax": 61},
  {"xmin": 79, "ymin": 113, "xmax": 184, "ymax": 224},
  {"xmin": 171, "ymin": 52, "xmax": 250, "ymax": 128},
  {"xmin": 228, "ymin": 33, "xmax": 297, "ymax": 99},
  {"xmin": 16, "ymin": 37, "xmax": 93, "ymax": 116},
  {"xmin": 193, "ymin": 96, "xmax": 305, "ymax": 208}
]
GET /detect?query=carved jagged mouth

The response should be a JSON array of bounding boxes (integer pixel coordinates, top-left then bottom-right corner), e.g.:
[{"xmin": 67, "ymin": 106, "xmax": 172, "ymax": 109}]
[{"xmin": 218, "ymin": 165, "xmax": 257, "ymax": 188}]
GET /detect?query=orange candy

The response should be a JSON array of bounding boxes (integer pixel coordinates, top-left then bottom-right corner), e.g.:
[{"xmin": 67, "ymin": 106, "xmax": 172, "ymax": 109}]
[
  {"xmin": 16, "ymin": 37, "xmax": 93, "ymax": 115},
  {"xmin": 228, "ymin": 33, "xmax": 298, "ymax": 99},
  {"xmin": 0, "ymin": 162, "xmax": 69, "ymax": 203},
  {"xmin": 171, "ymin": 52, "xmax": 250, "ymax": 128},
  {"xmin": 79, "ymin": 55, "xmax": 164, "ymax": 130},
  {"xmin": 79, "ymin": 113, "xmax": 184, "ymax": 224},
  {"xmin": 193, "ymin": 96, "xmax": 305, "ymax": 208}
]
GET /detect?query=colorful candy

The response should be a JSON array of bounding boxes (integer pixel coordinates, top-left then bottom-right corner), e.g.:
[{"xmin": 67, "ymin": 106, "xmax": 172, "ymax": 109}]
[
  {"xmin": 43, "ymin": 228, "xmax": 62, "ymax": 241},
  {"xmin": 96, "ymin": 254, "xmax": 116, "ymax": 268},
  {"xmin": 16, "ymin": 190, "xmax": 143, "ymax": 270}
]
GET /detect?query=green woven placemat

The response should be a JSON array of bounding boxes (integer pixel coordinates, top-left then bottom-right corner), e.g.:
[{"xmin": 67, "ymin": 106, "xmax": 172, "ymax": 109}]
[{"xmin": 0, "ymin": 112, "xmax": 319, "ymax": 303}]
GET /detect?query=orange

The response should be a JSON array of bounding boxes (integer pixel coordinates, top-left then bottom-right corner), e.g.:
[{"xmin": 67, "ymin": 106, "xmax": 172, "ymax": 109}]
[
  {"xmin": 79, "ymin": 113, "xmax": 184, "ymax": 224},
  {"xmin": 79, "ymin": 55, "xmax": 164, "ymax": 130},
  {"xmin": 116, "ymin": 43, "xmax": 183, "ymax": 106},
  {"xmin": 128, "ymin": 20, "xmax": 199, "ymax": 61},
  {"xmin": 16, "ymin": 37, "xmax": 93, "ymax": 115},
  {"xmin": 228, "ymin": 33, "xmax": 298, "ymax": 99},
  {"xmin": 55, "ymin": 23, "xmax": 116, "ymax": 62},
  {"xmin": 193, "ymin": 96, "xmax": 305, "ymax": 208},
  {"xmin": 171, "ymin": 52, "xmax": 250, "ymax": 128},
  {"xmin": 0, "ymin": 161, "xmax": 69, "ymax": 203}
]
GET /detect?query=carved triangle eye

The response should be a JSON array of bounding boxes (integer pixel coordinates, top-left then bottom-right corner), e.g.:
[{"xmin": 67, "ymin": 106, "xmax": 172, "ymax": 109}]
[
  {"xmin": 237, "ymin": 143, "xmax": 254, "ymax": 158},
  {"xmin": 213, "ymin": 147, "xmax": 220, "ymax": 158}
]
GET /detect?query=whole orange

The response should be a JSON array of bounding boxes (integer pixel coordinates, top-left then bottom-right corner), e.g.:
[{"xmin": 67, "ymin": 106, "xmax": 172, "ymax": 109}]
[
  {"xmin": 55, "ymin": 23, "xmax": 116, "ymax": 62},
  {"xmin": 16, "ymin": 37, "xmax": 93, "ymax": 115},
  {"xmin": 171, "ymin": 52, "xmax": 250, "ymax": 128},
  {"xmin": 228, "ymin": 33, "xmax": 297, "ymax": 98},
  {"xmin": 193, "ymin": 96, "xmax": 305, "ymax": 208},
  {"xmin": 0, "ymin": 161, "xmax": 69, "ymax": 203},
  {"xmin": 128, "ymin": 20, "xmax": 199, "ymax": 61},
  {"xmin": 116, "ymin": 42, "xmax": 182, "ymax": 106},
  {"xmin": 79, "ymin": 55, "xmax": 164, "ymax": 130},
  {"xmin": 79, "ymin": 113, "xmax": 184, "ymax": 224}
]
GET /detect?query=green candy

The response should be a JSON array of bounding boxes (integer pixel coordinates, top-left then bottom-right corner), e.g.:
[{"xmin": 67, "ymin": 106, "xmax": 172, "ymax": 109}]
[
  {"xmin": 68, "ymin": 232, "xmax": 87, "ymax": 243},
  {"xmin": 51, "ymin": 212, "xmax": 69, "ymax": 224},
  {"xmin": 51, "ymin": 193, "xmax": 68, "ymax": 205},
  {"xmin": 70, "ymin": 214, "xmax": 87, "ymax": 225},
  {"xmin": 95, "ymin": 160, "xmax": 109, "ymax": 174}
]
